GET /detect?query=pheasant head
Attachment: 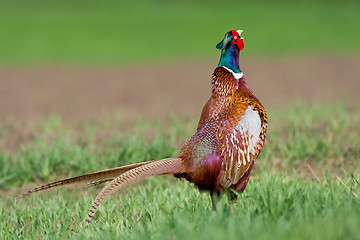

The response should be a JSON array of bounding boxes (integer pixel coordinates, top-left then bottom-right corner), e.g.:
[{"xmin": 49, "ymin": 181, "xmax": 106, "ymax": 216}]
[{"xmin": 216, "ymin": 30, "xmax": 245, "ymax": 74}]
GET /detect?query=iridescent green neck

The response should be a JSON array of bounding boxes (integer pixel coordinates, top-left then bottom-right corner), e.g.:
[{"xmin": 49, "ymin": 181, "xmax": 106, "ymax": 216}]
[{"xmin": 218, "ymin": 44, "xmax": 241, "ymax": 73}]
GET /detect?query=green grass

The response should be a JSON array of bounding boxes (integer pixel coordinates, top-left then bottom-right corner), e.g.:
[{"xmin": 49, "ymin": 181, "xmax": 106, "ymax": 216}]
[
  {"xmin": 1, "ymin": 102, "xmax": 360, "ymax": 239},
  {"xmin": 3, "ymin": 175, "xmax": 360, "ymax": 239},
  {"xmin": 1, "ymin": 0, "xmax": 360, "ymax": 65}
]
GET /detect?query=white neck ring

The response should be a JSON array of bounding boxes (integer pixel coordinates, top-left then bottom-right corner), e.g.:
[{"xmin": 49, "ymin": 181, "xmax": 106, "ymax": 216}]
[{"xmin": 222, "ymin": 66, "xmax": 243, "ymax": 79}]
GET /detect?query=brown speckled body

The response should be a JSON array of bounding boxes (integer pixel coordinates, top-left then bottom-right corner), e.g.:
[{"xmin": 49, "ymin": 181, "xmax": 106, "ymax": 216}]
[{"xmin": 176, "ymin": 66, "xmax": 268, "ymax": 196}]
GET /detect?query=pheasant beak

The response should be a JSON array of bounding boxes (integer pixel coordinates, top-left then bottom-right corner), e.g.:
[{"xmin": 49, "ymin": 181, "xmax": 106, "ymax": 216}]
[{"xmin": 236, "ymin": 30, "xmax": 245, "ymax": 40}]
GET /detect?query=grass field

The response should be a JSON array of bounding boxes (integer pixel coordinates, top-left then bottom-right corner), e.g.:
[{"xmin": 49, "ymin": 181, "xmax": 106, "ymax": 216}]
[
  {"xmin": 1, "ymin": 0, "xmax": 360, "ymax": 239},
  {"xmin": 1, "ymin": 102, "xmax": 359, "ymax": 239}
]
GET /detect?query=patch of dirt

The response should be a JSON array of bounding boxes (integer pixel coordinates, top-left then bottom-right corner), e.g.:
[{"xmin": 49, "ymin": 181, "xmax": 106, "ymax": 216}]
[{"xmin": 1, "ymin": 56, "xmax": 359, "ymax": 124}]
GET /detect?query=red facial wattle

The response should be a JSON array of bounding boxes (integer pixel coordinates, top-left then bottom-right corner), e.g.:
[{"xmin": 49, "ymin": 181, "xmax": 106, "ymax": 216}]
[{"xmin": 230, "ymin": 30, "xmax": 245, "ymax": 51}]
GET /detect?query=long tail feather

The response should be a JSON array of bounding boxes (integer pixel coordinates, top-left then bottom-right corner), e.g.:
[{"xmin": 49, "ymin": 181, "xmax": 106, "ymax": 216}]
[
  {"xmin": 86, "ymin": 157, "xmax": 187, "ymax": 227},
  {"xmin": 86, "ymin": 178, "xmax": 113, "ymax": 187},
  {"xmin": 18, "ymin": 161, "xmax": 155, "ymax": 198}
]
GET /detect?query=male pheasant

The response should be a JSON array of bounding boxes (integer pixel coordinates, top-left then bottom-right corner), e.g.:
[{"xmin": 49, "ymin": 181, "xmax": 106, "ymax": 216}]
[{"xmin": 19, "ymin": 30, "xmax": 268, "ymax": 227}]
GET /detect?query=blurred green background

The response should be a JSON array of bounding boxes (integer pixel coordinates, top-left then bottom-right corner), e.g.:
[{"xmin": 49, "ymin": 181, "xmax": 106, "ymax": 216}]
[{"xmin": 0, "ymin": 0, "xmax": 359, "ymax": 65}]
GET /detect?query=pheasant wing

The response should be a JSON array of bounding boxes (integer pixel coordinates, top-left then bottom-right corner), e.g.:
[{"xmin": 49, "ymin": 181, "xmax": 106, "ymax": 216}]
[{"xmin": 218, "ymin": 106, "xmax": 262, "ymax": 188}]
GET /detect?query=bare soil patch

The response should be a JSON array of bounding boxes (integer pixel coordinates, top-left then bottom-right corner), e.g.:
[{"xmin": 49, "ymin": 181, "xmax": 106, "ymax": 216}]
[{"xmin": 1, "ymin": 56, "xmax": 359, "ymax": 123}]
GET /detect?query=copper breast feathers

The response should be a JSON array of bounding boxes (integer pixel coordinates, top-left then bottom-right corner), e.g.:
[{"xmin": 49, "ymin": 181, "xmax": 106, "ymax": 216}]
[{"xmin": 207, "ymin": 67, "xmax": 268, "ymax": 189}]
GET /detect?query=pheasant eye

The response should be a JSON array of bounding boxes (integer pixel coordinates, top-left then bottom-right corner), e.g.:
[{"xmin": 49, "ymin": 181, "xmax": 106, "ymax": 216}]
[{"xmin": 234, "ymin": 36, "xmax": 238, "ymax": 40}]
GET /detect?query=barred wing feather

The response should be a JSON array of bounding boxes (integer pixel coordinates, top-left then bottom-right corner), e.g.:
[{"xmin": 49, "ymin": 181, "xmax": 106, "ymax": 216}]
[{"xmin": 219, "ymin": 106, "xmax": 261, "ymax": 188}]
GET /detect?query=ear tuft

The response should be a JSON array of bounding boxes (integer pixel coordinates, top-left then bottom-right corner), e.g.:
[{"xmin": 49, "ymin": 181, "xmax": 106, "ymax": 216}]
[{"xmin": 216, "ymin": 41, "xmax": 223, "ymax": 50}]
